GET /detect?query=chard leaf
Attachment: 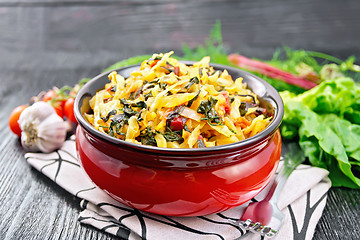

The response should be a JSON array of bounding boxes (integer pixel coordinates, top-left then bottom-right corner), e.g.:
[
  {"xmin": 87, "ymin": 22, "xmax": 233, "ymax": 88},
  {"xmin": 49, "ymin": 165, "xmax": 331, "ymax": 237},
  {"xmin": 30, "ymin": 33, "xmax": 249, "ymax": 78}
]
[
  {"xmin": 300, "ymin": 77, "xmax": 360, "ymax": 122},
  {"xmin": 139, "ymin": 127, "xmax": 157, "ymax": 146},
  {"xmin": 185, "ymin": 77, "xmax": 199, "ymax": 90},
  {"xmin": 281, "ymin": 79, "xmax": 360, "ymax": 188},
  {"xmin": 299, "ymin": 112, "xmax": 360, "ymax": 188},
  {"xmin": 133, "ymin": 101, "xmax": 147, "ymax": 110},
  {"xmin": 101, "ymin": 109, "xmax": 117, "ymax": 122},
  {"xmin": 327, "ymin": 154, "xmax": 359, "ymax": 188},
  {"xmin": 109, "ymin": 114, "xmax": 127, "ymax": 137},
  {"xmin": 162, "ymin": 127, "xmax": 184, "ymax": 143}
]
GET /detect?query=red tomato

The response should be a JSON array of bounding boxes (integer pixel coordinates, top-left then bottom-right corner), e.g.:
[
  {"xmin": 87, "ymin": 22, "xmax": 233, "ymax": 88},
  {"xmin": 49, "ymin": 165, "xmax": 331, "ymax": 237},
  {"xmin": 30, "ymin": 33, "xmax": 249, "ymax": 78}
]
[
  {"xmin": 236, "ymin": 117, "xmax": 251, "ymax": 129},
  {"xmin": 105, "ymin": 85, "xmax": 113, "ymax": 92},
  {"xmin": 150, "ymin": 59, "xmax": 159, "ymax": 68},
  {"xmin": 8, "ymin": 105, "xmax": 28, "ymax": 136},
  {"xmin": 170, "ymin": 116, "xmax": 185, "ymax": 131},
  {"xmin": 42, "ymin": 89, "xmax": 57, "ymax": 102},
  {"xmin": 53, "ymin": 104, "xmax": 64, "ymax": 119},
  {"xmin": 174, "ymin": 66, "xmax": 180, "ymax": 76},
  {"xmin": 43, "ymin": 89, "xmax": 66, "ymax": 118},
  {"xmin": 64, "ymin": 98, "xmax": 77, "ymax": 123},
  {"xmin": 220, "ymin": 92, "xmax": 231, "ymax": 114}
]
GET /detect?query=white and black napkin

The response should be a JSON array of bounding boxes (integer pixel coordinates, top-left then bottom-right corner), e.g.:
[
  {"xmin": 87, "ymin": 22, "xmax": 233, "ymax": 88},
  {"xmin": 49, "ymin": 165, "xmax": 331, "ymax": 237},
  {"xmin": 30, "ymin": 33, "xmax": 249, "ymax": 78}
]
[{"xmin": 25, "ymin": 136, "xmax": 331, "ymax": 240}]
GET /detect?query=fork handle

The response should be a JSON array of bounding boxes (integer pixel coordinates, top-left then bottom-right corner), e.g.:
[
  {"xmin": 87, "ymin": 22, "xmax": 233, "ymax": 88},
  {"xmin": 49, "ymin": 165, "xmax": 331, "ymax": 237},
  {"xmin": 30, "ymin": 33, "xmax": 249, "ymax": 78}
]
[{"xmin": 264, "ymin": 162, "xmax": 298, "ymax": 203}]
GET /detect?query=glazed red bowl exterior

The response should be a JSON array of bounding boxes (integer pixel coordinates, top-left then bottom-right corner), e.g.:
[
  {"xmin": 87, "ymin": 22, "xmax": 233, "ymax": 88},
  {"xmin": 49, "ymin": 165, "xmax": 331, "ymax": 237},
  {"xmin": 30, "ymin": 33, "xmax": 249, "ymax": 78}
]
[{"xmin": 74, "ymin": 62, "xmax": 284, "ymax": 217}]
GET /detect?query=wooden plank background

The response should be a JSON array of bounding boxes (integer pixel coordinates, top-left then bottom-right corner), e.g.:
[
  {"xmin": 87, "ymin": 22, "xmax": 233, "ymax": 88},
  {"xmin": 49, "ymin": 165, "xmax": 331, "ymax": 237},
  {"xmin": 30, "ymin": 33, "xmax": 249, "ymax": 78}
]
[{"xmin": 1, "ymin": 0, "xmax": 360, "ymax": 239}]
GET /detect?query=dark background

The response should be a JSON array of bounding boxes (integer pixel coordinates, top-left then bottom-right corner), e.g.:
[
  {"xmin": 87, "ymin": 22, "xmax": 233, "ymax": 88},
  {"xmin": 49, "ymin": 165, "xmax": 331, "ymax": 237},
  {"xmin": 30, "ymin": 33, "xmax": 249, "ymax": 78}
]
[{"xmin": 1, "ymin": 0, "xmax": 360, "ymax": 239}]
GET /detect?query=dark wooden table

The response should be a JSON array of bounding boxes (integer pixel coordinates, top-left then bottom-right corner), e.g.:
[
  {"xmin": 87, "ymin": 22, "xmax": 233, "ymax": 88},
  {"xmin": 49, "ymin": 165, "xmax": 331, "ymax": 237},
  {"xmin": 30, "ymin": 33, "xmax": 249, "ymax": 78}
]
[{"xmin": 1, "ymin": 1, "xmax": 360, "ymax": 239}]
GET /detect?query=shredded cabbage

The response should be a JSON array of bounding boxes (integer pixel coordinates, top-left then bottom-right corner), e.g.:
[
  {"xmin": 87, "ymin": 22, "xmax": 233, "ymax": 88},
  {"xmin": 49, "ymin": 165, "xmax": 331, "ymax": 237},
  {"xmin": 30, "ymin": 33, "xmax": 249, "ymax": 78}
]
[{"xmin": 86, "ymin": 52, "xmax": 272, "ymax": 148}]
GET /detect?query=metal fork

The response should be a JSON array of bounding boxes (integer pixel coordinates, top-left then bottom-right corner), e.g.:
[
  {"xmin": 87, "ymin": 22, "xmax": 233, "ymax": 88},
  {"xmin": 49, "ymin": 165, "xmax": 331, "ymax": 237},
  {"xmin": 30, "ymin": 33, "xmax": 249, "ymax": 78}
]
[{"xmin": 235, "ymin": 143, "xmax": 305, "ymax": 238}]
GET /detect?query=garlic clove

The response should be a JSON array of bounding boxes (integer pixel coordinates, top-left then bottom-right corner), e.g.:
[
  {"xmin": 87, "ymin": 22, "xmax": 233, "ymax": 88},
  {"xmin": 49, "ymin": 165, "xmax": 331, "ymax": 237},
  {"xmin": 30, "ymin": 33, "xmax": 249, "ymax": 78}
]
[
  {"xmin": 19, "ymin": 101, "xmax": 56, "ymax": 125},
  {"xmin": 21, "ymin": 131, "xmax": 42, "ymax": 152},
  {"xmin": 37, "ymin": 114, "xmax": 67, "ymax": 153}
]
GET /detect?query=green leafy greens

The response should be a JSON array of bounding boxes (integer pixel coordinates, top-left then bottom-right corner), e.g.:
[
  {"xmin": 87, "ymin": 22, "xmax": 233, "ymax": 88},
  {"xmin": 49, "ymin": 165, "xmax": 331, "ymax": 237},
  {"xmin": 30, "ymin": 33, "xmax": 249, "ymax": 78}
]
[{"xmin": 281, "ymin": 78, "xmax": 360, "ymax": 188}]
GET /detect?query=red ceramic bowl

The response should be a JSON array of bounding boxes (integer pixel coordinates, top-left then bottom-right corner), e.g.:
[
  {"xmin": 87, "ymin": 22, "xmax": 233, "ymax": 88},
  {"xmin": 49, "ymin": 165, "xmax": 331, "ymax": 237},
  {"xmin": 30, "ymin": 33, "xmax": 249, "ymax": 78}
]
[{"xmin": 74, "ymin": 62, "xmax": 283, "ymax": 217}]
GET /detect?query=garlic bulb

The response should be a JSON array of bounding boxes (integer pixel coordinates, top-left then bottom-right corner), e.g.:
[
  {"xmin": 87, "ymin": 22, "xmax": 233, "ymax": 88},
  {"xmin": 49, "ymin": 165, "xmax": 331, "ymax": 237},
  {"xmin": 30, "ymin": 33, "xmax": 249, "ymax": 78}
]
[{"xmin": 18, "ymin": 101, "xmax": 67, "ymax": 153}]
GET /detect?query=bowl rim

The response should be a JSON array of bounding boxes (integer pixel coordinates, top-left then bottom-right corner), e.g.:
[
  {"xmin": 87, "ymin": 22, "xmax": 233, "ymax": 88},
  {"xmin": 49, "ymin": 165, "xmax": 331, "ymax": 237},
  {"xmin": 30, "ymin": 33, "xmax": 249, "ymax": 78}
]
[{"xmin": 74, "ymin": 61, "xmax": 284, "ymax": 154}]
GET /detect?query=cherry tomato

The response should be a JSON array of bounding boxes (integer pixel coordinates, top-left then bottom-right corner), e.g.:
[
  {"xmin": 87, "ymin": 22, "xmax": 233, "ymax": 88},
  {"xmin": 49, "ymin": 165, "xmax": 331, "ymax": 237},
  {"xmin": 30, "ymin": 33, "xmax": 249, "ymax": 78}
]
[
  {"xmin": 42, "ymin": 89, "xmax": 57, "ymax": 102},
  {"xmin": 43, "ymin": 89, "xmax": 66, "ymax": 118},
  {"xmin": 8, "ymin": 105, "xmax": 28, "ymax": 136},
  {"xmin": 64, "ymin": 98, "xmax": 77, "ymax": 123},
  {"xmin": 52, "ymin": 103, "xmax": 64, "ymax": 119}
]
